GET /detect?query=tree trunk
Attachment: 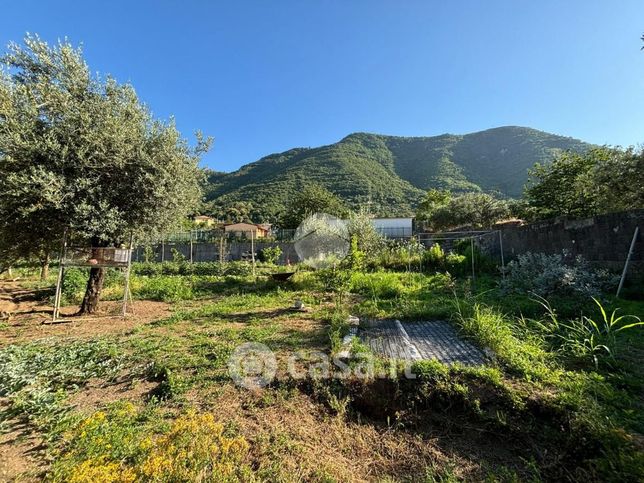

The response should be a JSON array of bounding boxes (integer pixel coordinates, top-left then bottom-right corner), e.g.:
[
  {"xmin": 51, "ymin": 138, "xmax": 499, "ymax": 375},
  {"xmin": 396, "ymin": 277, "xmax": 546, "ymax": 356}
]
[
  {"xmin": 78, "ymin": 267, "xmax": 105, "ymax": 315},
  {"xmin": 40, "ymin": 251, "xmax": 50, "ymax": 281}
]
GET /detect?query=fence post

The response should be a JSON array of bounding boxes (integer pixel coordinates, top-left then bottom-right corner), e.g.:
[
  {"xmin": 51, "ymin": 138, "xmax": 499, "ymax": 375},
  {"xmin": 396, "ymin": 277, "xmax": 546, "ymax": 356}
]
[
  {"xmin": 251, "ymin": 229, "xmax": 256, "ymax": 278},
  {"xmin": 470, "ymin": 236, "xmax": 476, "ymax": 285},
  {"xmin": 499, "ymin": 230, "xmax": 505, "ymax": 279},
  {"xmin": 616, "ymin": 226, "xmax": 639, "ymax": 298},
  {"xmin": 189, "ymin": 230, "xmax": 194, "ymax": 263}
]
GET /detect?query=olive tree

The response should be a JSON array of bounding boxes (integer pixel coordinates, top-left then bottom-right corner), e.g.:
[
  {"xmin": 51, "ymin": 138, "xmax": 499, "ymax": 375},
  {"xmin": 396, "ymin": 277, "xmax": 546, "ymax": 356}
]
[{"xmin": 0, "ymin": 35, "xmax": 209, "ymax": 313}]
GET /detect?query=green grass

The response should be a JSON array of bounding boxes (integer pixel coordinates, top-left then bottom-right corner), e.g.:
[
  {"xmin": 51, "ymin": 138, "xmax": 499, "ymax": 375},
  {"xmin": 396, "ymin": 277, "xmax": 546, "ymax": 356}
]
[{"xmin": 2, "ymin": 266, "xmax": 643, "ymax": 481}]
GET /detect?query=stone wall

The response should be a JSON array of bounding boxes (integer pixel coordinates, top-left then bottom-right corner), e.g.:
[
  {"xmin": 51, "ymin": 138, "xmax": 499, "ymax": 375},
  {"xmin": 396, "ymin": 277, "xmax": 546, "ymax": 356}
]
[{"xmin": 484, "ymin": 210, "xmax": 643, "ymax": 275}]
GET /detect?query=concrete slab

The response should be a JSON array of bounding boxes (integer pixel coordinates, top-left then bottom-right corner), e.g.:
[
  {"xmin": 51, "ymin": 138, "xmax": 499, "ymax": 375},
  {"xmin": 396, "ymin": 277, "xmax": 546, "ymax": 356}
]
[{"xmin": 359, "ymin": 320, "xmax": 486, "ymax": 366}]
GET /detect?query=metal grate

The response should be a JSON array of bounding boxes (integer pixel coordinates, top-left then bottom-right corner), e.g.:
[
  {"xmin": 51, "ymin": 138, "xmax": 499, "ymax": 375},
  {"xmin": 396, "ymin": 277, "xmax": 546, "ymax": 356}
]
[{"xmin": 63, "ymin": 247, "xmax": 132, "ymax": 267}]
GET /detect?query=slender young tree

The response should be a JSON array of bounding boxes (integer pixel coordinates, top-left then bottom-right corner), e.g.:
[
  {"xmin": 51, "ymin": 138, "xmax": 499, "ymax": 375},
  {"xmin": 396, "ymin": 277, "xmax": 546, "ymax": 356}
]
[
  {"xmin": 278, "ymin": 183, "xmax": 348, "ymax": 229},
  {"xmin": 0, "ymin": 35, "xmax": 210, "ymax": 313}
]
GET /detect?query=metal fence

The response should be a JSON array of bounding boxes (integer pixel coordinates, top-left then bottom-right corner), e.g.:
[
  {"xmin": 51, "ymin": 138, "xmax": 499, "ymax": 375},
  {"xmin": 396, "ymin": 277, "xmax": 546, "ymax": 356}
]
[{"xmin": 376, "ymin": 227, "xmax": 413, "ymax": 239}]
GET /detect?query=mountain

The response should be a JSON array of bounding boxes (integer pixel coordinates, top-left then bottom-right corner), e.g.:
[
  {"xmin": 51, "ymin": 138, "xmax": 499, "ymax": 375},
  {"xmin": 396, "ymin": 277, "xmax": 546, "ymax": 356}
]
[{"xmin": 205, "ymin": 126, "xmax": 591, "ymax": 220}]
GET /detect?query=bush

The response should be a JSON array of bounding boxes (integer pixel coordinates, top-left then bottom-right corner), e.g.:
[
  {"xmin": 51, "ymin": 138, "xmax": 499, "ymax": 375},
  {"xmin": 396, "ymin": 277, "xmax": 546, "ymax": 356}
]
[
  {"xmin": 501, "ymin": 251, "xmax": 619, "ymax": 298},
  {"xmin": 424, "ymin": 243, "xmax": 444, "ymax": 267},
  {"xmin": 258, "ymin": 245, "xmax": 282, "ymax": 265},
  {"xmin": 132, "ymin": 261, "xmax": 252, "ymax": 278},
  {"xmin": 223, "ymin": 261, "xmax": 252, "ymax": 276}
]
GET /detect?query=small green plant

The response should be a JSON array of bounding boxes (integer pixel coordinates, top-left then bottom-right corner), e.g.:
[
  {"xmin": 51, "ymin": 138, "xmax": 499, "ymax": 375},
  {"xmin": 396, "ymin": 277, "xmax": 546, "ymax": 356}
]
[
  {"xmin": 143, "ymin": 245, "xmax": 155, "ymax": 263},
  {"xmin": 347, "ymin": 235, "xmax": 366, "ymax": 271},
  {"xmin": 170, "ymin": 247, "xmax": 186, "ymax": 264},
  {"xmin": 534, "ymin": 296, "xmax": 643, "ymax": 368},
  {"xmin": 315, "ymin": 267, "xmax": 351, "ymax": 305}
]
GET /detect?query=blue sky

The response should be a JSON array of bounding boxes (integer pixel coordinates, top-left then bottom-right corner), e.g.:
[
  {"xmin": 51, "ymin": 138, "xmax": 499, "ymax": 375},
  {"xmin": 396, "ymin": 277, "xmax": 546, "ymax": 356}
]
[{"xmin": 2, "ymin": 1, "xmax": 643, "ymax": 171}]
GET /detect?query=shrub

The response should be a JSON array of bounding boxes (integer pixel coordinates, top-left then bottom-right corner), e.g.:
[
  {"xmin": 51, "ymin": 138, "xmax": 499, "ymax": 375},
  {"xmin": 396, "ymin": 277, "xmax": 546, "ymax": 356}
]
[
  {"xmin": 223, "ymin": 261, "xmax": 252, "ymax": 276},
  {"xmin": 346, "ymin": 235, "xmax": 366, "ymax": 271},
  {"xmin": 424, "ymin": 243, "xmax": 445, "ymax": 267},
  {"xmin": 500, "ymin": 251, "xmax": 618, "ymax": 298},
  {"xmin": 445, "ymin": 252, "xmax": 467, "ymax": 271},
  {"xmin": 373, "ymin": 239, "xmax": 425, "ymax": 271},
  {"xmin": 258, "ymin": 245, "xmax": 282, "ymax": 265},
  {"xmin": 133, "ymin": 262, "xmax": 163, "ymax": 277}
]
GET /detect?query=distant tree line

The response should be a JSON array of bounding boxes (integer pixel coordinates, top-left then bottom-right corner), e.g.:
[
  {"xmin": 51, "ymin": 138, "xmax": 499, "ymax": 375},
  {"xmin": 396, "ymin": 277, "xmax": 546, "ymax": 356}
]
[{"xmin": 414, "ymin": 146, "xmax": 643, "ymax": 231}]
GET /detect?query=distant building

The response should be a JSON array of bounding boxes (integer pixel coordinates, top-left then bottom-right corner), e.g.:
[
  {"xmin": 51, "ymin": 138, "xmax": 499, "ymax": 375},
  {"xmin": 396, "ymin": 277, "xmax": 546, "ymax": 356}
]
[
  {"xmin": 193, "ymin": 215, "xmax": 216, "ymax": 227},
  {"xmin": 224, "ymin": 222, "xmax": 269, "ymax": 238},
  {"xmin": 371, "ymin": 217, "xmax": 413, "ymax": 238},
  {"xmin": 257, "ymin": 223, "xmax": 272, "ymax": 235}
]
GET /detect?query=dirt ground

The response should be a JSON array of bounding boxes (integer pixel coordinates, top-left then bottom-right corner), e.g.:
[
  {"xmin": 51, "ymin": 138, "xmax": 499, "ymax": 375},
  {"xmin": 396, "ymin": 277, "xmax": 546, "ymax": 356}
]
[
  {"xmin": 0, "ymin": 280, "xmax": 171, "ymax": 345},
  {"xmin": 0, "ymin": 398, "xmax": 48, "ymax": 483}
]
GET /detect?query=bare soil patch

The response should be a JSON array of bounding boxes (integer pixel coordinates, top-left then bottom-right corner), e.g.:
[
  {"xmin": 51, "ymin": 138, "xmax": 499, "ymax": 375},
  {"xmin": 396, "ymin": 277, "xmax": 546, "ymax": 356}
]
[
  {"xmin": 66, "ymin": 376, "xmax": 159, "ymax": 415},
  {"xmin": 0, "ymin": 399, "xmax": 47, "ymax": 483},
  {"xmin": 0, "ymin": 280, "xmax": 172, "ymax": 345}
]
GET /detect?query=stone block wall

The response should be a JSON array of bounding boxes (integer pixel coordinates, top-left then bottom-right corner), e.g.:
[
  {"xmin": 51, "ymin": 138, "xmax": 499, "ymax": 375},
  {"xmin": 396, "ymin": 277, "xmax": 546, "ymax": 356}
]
[{"xmin": 484, "ymin": 210, "xmax": 643, "ymax": 275}]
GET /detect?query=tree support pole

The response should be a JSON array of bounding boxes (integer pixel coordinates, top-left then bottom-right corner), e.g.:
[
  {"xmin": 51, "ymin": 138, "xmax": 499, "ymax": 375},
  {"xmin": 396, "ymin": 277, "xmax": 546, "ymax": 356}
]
[
  {"xmin": 52, "ymin": 230, "xmax": 68, "ymax": 322},
  {"xmin": 122, "ymin": 234, "xmax": 134, "ymax": 317}
]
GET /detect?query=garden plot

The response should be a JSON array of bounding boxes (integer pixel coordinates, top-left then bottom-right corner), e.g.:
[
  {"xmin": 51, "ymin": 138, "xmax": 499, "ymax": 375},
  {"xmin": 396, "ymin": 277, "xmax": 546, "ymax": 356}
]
[{"xmin": 359, "ymin": 320, "xmax": 486, "ymax": 365}]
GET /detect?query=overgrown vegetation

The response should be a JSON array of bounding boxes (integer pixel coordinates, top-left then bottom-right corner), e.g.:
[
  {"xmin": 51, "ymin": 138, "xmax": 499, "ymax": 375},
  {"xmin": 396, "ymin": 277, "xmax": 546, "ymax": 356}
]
[
  {"xmin": 1, "ymin": 256, "xmax": 643, "ymax": 481},
  {"xmin": 523, "ymin": 146, "xmax": 644, "ymax": 220},
  {"xmin": 501, "ymin": 251, "xmax": 619, "ymax": 299}
]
